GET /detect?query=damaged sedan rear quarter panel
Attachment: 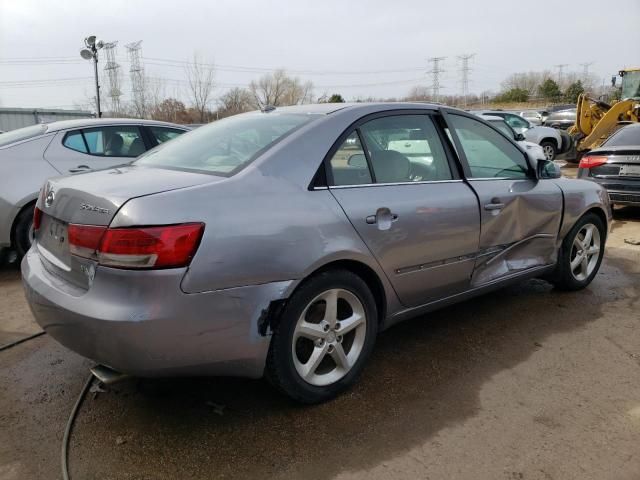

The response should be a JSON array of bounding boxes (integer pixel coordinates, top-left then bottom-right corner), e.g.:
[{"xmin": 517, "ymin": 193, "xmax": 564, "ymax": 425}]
[{"xmin": 22, "ymin": 103, "xmax": 611, "ymax": 401}]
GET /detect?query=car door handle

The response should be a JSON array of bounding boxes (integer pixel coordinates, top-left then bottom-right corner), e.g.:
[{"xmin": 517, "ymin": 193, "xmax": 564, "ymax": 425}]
[
  {"xmin": 69, "ymin": 165, "xmax": 91, "ymax": 173},
  {"xmin": 484, "ymin": 202, "xmax": 505, "ymax": 211},
  {"xmin": 366, "ymin": 209, "xmax": 398, "ymax": 230}
]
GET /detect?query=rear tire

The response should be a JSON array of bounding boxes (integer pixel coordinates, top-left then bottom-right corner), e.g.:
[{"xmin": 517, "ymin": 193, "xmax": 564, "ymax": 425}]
[
  {"xmin": 13, "ymin": 206, "xmax": 34, "ymax": 259},
  {"xmin": 540, "ymin": 140, "xmax": 557, "ymax": 161},
  {"xmin": 266, "ymin": 269, "xmax": 378, "ymax": 404},
  {"xmin": 549, "ymin": 212, "xmax": 606, "ymax": 291}
]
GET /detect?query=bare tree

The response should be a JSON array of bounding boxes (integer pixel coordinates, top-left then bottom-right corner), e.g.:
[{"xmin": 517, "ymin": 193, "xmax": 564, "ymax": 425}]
[
  {"xmin": 186, "ymin": 53, "xmax": 215, "ymax": 123},
  {"xmin": 405, "ymin": 86, "xmax": 431, "ymax": 101},
  {"xmin": 249, "ymin": 69, "xmax": 314, "ymax": 109},
  {"xmin": 217, "ymin": 87, "xmax": 253, "ymax": 118}
]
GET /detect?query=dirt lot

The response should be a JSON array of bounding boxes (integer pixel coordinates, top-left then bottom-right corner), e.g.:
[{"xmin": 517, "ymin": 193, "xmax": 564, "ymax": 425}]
[{"xmin": 1, "ymin": 178, "xmax": 639, "ymax": 479}]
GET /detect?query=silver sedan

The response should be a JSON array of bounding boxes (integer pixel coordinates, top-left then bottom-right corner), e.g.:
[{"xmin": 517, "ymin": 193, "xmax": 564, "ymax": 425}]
[
  {"xmin": 22, "ymin": 103, "xmax": 611, "ymax": 403},
  {"xmin": 0, "ymin": 118, "xmax": 189, "ymax": 259}
]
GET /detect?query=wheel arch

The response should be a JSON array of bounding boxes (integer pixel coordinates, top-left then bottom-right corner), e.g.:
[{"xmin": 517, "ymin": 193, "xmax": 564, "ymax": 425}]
[{"xmin": 9, "ymin": 198, "xmax": 37, "ymax": 248}]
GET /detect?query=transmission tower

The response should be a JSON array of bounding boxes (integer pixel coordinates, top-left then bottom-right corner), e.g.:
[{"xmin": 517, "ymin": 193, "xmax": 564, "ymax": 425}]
[
  {"xmin": 579, "ymin": 62, "xmax": 594, "ymax": 81},
  {"xmin": 427, "ymin": 57, "xmax": 446, "ymax": 103},
  {"xmin": 554, "ymin": 63, "xmax": 569, "ymax": 86},
  {"xmin": 126, "ymin": 40, "xmax": 146, "ymax": 117},
  {"xmin": 103, "ymin": 41, "xmax": 122, "ymax": 114},
  {"xmin": 458, "ymin": 53, "xmax": 475, "ymax": 108}
]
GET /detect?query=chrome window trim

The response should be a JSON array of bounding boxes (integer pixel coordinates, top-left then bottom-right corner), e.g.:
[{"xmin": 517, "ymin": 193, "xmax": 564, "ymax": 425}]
[{"xmin": 326, "ymin": 179, "xmax": 464, "ymax": 189}]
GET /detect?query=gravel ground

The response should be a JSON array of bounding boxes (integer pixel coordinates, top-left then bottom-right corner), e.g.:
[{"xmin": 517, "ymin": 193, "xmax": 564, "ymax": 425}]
[{"xmin": 1, "ymin": 193, "xmax": 639, "ymax": 479}]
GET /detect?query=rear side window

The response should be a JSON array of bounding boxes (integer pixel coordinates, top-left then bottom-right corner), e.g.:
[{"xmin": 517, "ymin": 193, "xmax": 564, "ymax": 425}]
[
  {"xmin": 135, "ymin": 113, "xmax": 316, "ymax": 176},
  {"xmin": 63, "ymin": 126, "xmax": 145, "ymax": 157},
  {"xmin": 328, "ymin": 114, "xmax": 452, "ymax": 186},
  {"xmin": 604, "ymin": 126, "xmax": 640, "ymax": 146},
  {"xmin": 63, "ymin": 131, "xmax": 87, "ymax": 153},
  {"xmin": 329, "ymin": 132, "xmax": 373, "ymax": 186}
]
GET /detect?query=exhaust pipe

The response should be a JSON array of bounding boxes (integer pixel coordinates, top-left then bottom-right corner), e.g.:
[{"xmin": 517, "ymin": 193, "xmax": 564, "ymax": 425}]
[{"xmin": 90, "ymin": 364, "xmax": 130, "ymax": 385}]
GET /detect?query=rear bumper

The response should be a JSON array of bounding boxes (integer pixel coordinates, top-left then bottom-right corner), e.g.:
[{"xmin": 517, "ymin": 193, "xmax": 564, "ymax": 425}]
[
  {"xmin": 22, "ymin": 249, "xmax": 293, "ymax": 378},
  {"xmin": 577, "ymin": 173, "xmax": 640, "ymax": 205}
]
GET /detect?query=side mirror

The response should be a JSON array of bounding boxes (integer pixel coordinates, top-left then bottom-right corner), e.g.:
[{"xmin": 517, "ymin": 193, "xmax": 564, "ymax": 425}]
[
  {"xmin": 347, "ymin": 153, "xmax": 367, "ymax": 168},
  {"xmin": 535, "ymin": 158, "xmax": 561, "ymax": 179},
  {"xmin": 515, "ymin": 133, "xmax": 526, "ymax": 141}
]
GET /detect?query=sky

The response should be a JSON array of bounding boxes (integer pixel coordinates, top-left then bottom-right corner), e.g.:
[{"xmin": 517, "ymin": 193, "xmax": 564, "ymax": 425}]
[{"xmin": 0, "ymin": 0, "xmax": 639, "ymax": 111}]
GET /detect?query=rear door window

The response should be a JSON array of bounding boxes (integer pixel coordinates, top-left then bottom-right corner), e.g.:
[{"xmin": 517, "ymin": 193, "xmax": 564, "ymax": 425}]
[{"xmin": 82, "ymin": 126, "xmax": 145, "ymax": 157}]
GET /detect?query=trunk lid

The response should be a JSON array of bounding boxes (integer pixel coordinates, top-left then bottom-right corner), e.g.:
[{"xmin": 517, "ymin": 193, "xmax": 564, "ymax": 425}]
[{"xmin": 35, "ymin": 165, "xmax": 220, "ymax": 290}]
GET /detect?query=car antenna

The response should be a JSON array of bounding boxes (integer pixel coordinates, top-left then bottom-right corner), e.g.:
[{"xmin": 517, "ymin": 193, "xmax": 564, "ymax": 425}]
[{"xmin": 261, "ymin": 105, "xmax": 276, "ymax": 113}]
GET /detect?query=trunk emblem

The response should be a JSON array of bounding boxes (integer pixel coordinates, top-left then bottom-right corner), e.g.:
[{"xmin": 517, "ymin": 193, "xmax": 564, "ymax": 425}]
[
  {"xmin": 45, "ymin": 190, "xmax": 55, "ymax": 207},
  {"xmin": 80, "ymin": 203, "xmax": 110, "ymax": 214}
]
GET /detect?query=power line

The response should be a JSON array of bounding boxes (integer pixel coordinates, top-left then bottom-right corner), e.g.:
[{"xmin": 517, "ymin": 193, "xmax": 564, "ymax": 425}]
[
  {"xmin": 427, "ymin": 56, "xmax": 446, "ymax": 102},
  {"xmin": 458, "ymin": 53, "xmax": 475, "ymax": 108}
]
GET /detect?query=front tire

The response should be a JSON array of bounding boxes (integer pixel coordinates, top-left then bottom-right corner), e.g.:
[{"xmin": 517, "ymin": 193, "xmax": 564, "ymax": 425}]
[
  {"xmin": 540, "ymin": 140, "xmax": 557, "ymax": 161},
  {"xmin": 13, "ymin": 206, "xmax": 34, "ymax": 259},
  {"xmin": 266, "ymin": 269, "xmax": 378, "ymax": 404},
  {"xmin": 550, "ymin": 212, "xmax": 606, "ymax": 291}
]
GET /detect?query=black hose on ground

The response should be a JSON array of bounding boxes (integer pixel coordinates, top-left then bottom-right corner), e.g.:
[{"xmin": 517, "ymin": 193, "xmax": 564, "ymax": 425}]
[
  {"xmin": 0, "ymin": 331, "xmax": 45, "ymax": 352},
  {"xmin": 61, "ymin": 373, "xmax": 95, "ymax": 480}
]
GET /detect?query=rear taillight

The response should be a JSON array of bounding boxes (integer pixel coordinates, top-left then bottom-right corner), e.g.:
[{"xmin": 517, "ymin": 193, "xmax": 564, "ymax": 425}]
[
  {"xmin": 579, "ymin": 155, "xmax": 608, "ymax": 169},
  {"xmin": 67, "ymin": 223, "xmax": 204, "ymax": 269},
  {"xmin": 68, "ymin": 224, "xmax": 107, "ymax": 258},
  {"xmin": 33, "ymin": 206, "xmax": 42, "ymax": 231}
]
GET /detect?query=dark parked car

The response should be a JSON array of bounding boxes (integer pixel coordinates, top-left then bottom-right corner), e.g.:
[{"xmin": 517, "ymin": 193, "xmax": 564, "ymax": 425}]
[
  {"xmin": 544, "ymin": 109, "xmax": 577, "ymax": 130},
  {"xmin": 578, "ymin": 123, "xmax": 640, "ymax": 205}
]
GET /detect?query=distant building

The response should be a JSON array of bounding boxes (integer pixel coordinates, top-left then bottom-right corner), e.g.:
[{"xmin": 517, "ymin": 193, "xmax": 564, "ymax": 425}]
[{"xmin": 0, "ymin": 107, "xmax": 94, "ymax": 132}]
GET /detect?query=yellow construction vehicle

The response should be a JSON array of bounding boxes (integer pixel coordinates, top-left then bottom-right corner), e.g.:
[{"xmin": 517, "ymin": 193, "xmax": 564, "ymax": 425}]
[{"xmin": 569, "ymin": 68, "xmax": 640, "ymax": 157}]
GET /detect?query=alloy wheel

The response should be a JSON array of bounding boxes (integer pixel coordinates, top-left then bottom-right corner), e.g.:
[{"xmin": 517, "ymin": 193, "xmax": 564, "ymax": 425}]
[
  {"xmin": 292, "ymin": 288, "xmax": 367, "ymax": 386},
  {"xmin": 569, "ymin": 223, "xmax": 601, "ymax": 281}
]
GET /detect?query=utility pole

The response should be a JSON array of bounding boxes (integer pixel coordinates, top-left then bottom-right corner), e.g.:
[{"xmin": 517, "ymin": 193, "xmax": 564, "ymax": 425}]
[
  {"xmin": 458, "ymin": 53, "xmax": 475, "ymax": 108},
  {"xmin": 103, "ymin": 41, "xmax": 122, "ymax": 115},
  {"xmin": 80, "ymin": 36, "xmax": 104, "ymax": 118},
  {"xmin": 554, "ymin": 63, "xmax": 569, "ymax": 87},
  {"xmin": 427, "ymin": 56, "xmax": 446, "ymax": 103}
]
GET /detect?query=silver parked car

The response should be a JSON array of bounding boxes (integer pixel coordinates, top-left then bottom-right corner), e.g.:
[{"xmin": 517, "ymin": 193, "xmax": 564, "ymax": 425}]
[
  {"xmin": 23, "ymin": 103, "xmax": 611, "ymax": 403},
  {"xmin": 0, "ymin": 118, "xmax": 189, "ymax": 258}
]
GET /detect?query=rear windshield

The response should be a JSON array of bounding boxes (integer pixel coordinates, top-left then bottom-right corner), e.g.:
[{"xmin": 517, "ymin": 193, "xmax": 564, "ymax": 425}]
[
  {"xmin": 604, "ymin": 126, "xmax": 640, "ymax": 147},
  {"xmin": 0, "ymin": 123, "xmax": 48, "ymax": 147},
  {"xmin": 135, "ymin": 112, "xmax": 317, "ymax": 176}
]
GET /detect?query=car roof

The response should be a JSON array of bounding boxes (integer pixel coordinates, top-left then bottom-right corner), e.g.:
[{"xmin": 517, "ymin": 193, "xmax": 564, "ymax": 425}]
[
  {"xmin": 263, "ymin": 102, "xmax": 443, "ymax": 116},
  {"xmin": 44, "ymin": 118, "xmax": 190, "ymax": 133}
]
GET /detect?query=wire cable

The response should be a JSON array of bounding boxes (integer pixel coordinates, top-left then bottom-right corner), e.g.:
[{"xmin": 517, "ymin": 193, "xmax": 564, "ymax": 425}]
[
  {"xmin": 0, "ymin": 331, "xmax": 45, "ymax": 352},
  {"xmin": 61, "ymin": 373, "xmax": 95, "ymax": 480}
]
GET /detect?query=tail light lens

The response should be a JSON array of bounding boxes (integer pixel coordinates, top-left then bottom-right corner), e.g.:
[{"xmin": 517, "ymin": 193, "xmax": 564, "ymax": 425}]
[
  {"xmin": 67, "ymin": 223, "xmax": 204, "ymax": 269},
  {"xmin": 579, "ymin": 155, "xmax": 608, "ymax": 169},
  {"xmin": 33, "ymin": 206, "xmax": 43, "ymax": 231}
]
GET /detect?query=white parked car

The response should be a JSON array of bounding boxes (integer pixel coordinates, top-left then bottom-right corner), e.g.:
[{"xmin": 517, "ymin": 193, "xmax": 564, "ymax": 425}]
[
  {"xmin": 474, "ymin": 111, "xmax": 569, "ymax": 160},
  {"xmin": 481, "ymin": 116, "xmax": 546, "ymax": 160}
]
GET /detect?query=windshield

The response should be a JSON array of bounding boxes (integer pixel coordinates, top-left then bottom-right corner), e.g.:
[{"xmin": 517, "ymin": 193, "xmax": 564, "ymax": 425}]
[
  {"xmin": 604, "ymin": 126, "xmax": 640, "ymax": 146},
  {"xmin": 135, "ymin": 112, "xmax": 317, "ymax": 176},
  {"xmin": 488, "ymin": 120, "xmax": 515, "ymax": 140},
  {"xmin": 621, "ymin": 71, "xmax": 640, "ymax": 100},
  {"xmin": 0, "ymin": 123, "xmax": 48, "ymax": 148}
]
